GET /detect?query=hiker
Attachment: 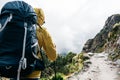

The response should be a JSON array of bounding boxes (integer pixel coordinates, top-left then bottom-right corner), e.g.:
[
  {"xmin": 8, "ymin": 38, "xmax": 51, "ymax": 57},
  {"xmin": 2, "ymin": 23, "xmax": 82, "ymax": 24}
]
[
  {"xmin": 21, "ymin": 8, "xmax": 57, "ymax": 80},
  {"xmin": 0, "ymin": 1, "xmax": 57, "ymax": 80},
  {"xmin": 16, "ymin": 8, "xmax": 57, "ymax": 80}
]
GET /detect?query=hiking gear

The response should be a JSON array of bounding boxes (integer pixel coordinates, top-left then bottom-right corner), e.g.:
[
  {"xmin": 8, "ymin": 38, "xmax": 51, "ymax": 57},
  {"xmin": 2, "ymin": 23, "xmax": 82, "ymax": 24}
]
[{"xmin": 0, "ymin": 1, "xmax": 45, "ymax": 79}]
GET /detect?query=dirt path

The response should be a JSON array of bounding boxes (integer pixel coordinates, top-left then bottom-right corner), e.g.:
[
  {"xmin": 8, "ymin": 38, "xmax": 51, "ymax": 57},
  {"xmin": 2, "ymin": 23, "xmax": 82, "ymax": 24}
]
[{"xmin": 67, "ymin": 53, "xmax": 120, "ymax": 80}]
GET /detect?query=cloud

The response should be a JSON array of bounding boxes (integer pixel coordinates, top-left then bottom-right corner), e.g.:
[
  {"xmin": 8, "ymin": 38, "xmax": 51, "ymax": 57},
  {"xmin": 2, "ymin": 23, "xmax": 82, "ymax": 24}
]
[{"xmin": 1, "ymin": 0, "xmax": 120, "ymax": 53}]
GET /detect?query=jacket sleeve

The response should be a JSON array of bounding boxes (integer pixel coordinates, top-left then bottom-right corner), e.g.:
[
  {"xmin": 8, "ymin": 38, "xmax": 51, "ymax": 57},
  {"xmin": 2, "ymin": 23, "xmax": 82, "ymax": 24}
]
[{"xmin": 36, "ymin": 26, "xmax": 57, "ymax": 61}]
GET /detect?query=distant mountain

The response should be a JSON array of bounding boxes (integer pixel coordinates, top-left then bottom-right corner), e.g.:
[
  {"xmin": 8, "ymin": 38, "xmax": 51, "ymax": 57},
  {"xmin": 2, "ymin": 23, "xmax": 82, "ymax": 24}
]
[{"xmin": 82, "ymin": 14, "xmax": 120, "ymax": 60}]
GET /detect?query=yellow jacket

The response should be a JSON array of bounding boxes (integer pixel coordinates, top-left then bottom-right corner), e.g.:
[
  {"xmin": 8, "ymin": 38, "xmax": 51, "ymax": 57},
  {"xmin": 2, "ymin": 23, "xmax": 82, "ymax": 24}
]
[
  {"xmin": 37, "ymin": 26, "xmax": 57, "ymax": 61},
  {"xmin": 26, "ymin": 26, "xmax": 57, "ymax": 78}
]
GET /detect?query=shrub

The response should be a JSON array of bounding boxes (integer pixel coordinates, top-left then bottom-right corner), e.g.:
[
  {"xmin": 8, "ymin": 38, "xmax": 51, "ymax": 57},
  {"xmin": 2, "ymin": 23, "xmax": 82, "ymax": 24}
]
[{"xmin": 51, "ymin": 73, "xmax": 65, "ymax": 80}]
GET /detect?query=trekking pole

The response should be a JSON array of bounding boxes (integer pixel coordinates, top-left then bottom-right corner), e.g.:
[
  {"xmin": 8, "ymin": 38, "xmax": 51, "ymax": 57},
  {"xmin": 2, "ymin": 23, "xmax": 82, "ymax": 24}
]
[{"xmin": 54, "ymin": 61, "xmax": 56, "ymax": 80}]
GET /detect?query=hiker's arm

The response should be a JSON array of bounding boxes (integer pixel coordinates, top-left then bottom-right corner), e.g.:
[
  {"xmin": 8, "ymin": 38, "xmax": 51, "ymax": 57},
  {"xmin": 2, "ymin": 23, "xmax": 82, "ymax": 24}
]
[{"xmin": 36, "ymin": 26, "xmax": 57, "ymax": 61}]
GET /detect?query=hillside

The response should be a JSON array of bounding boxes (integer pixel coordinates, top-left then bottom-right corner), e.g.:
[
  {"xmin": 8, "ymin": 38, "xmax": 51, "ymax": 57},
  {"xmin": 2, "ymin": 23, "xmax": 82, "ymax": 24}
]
[
  {"xmin": 67, "ymin": 14, "xmax": 120, "ymax": 80},
  {"xmin": 82, "ymin": 14, "xmax": 120, "ymax": 61}
]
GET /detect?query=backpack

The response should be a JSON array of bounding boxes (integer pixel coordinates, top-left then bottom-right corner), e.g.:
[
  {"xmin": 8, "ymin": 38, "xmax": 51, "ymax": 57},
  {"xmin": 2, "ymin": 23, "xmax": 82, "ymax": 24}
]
[{"xmin": 0, "ymin": 1, "xmax": 45, "ymax": 79}]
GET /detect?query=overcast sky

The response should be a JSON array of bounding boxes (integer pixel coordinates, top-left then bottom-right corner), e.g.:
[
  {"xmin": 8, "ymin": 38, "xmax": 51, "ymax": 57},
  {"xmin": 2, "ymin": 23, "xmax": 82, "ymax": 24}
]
[{"xmin": 1, "ymin": 0, "xmax": 120, "ymax": 53}]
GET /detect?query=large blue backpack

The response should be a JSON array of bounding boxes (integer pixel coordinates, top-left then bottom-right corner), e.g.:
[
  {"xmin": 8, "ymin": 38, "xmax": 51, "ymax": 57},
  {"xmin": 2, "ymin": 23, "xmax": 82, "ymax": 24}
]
[{"xmin": 0, "ymin": 1, "xmax": 44, "ymax": 79}]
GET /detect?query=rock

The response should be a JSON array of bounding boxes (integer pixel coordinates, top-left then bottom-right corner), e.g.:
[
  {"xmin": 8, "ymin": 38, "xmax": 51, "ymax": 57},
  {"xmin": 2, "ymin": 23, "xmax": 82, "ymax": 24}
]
[
  {"xmin": 88, "ymin": 52, "xmax": 94, "ymax": 56},
  {"xmin": 84, "ymin": 60, "xmax": 92, "ymax": 64},
  {"xmin": 83, "ymin": 60, "xmax": 92, "ymax": 72},
  {"xmin": 113, "ymin": 59, "xmax": 120, "ymax": 67},
  {"xmin": 95, "ymin": 53, "xmax": 106, "ymax": 58},
  {"xmin": 118, "ymin": 71, "xmax": 120, "ymax": 75},
  {"xmin": 116, "ymin": 37, "xmax": 120, "ymax": 45},
  {"xmin": 82, "ymin": 53, "xmax": 90, "ymax": 61},
  {"xmin": 82, "ymin": 39, "xmax": 93, "ymax": 53},
  {"xmin": 88, "ymin": 78, "xmax": 92, "ymax": 80}
]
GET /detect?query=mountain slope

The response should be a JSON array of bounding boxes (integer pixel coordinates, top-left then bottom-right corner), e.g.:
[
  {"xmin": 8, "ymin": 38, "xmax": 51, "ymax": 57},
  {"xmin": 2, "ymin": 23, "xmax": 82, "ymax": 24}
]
[{"xmin": 82, "ymin": 14, "xmax": 120, "ymax": 60}]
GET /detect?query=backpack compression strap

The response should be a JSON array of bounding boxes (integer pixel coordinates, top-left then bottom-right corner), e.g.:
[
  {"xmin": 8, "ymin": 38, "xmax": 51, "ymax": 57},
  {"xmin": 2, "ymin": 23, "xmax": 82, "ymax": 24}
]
[{"xmin": 17, "ymin": 22, "xmax": 27, "ymax": 80}]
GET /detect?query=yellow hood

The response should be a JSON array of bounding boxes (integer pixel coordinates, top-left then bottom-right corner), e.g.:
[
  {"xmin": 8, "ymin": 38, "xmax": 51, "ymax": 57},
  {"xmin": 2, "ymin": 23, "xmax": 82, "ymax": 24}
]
[{"xmin": 34, "ymin": 8, "xmax": 45, "ymax": 26}]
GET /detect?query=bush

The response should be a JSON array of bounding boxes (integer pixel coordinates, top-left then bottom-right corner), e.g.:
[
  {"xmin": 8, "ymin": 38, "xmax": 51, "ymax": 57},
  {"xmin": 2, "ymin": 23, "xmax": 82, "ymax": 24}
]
[{"xmin": 51, "ymin": 73, "xmax": 65, "ymax": 80}]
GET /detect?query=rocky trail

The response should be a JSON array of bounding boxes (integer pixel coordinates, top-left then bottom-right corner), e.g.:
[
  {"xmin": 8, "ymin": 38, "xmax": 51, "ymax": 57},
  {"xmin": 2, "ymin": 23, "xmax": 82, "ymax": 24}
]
[{"xmin": 67, "ymin": 53, "xmax": 120, "ymax": 80}]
